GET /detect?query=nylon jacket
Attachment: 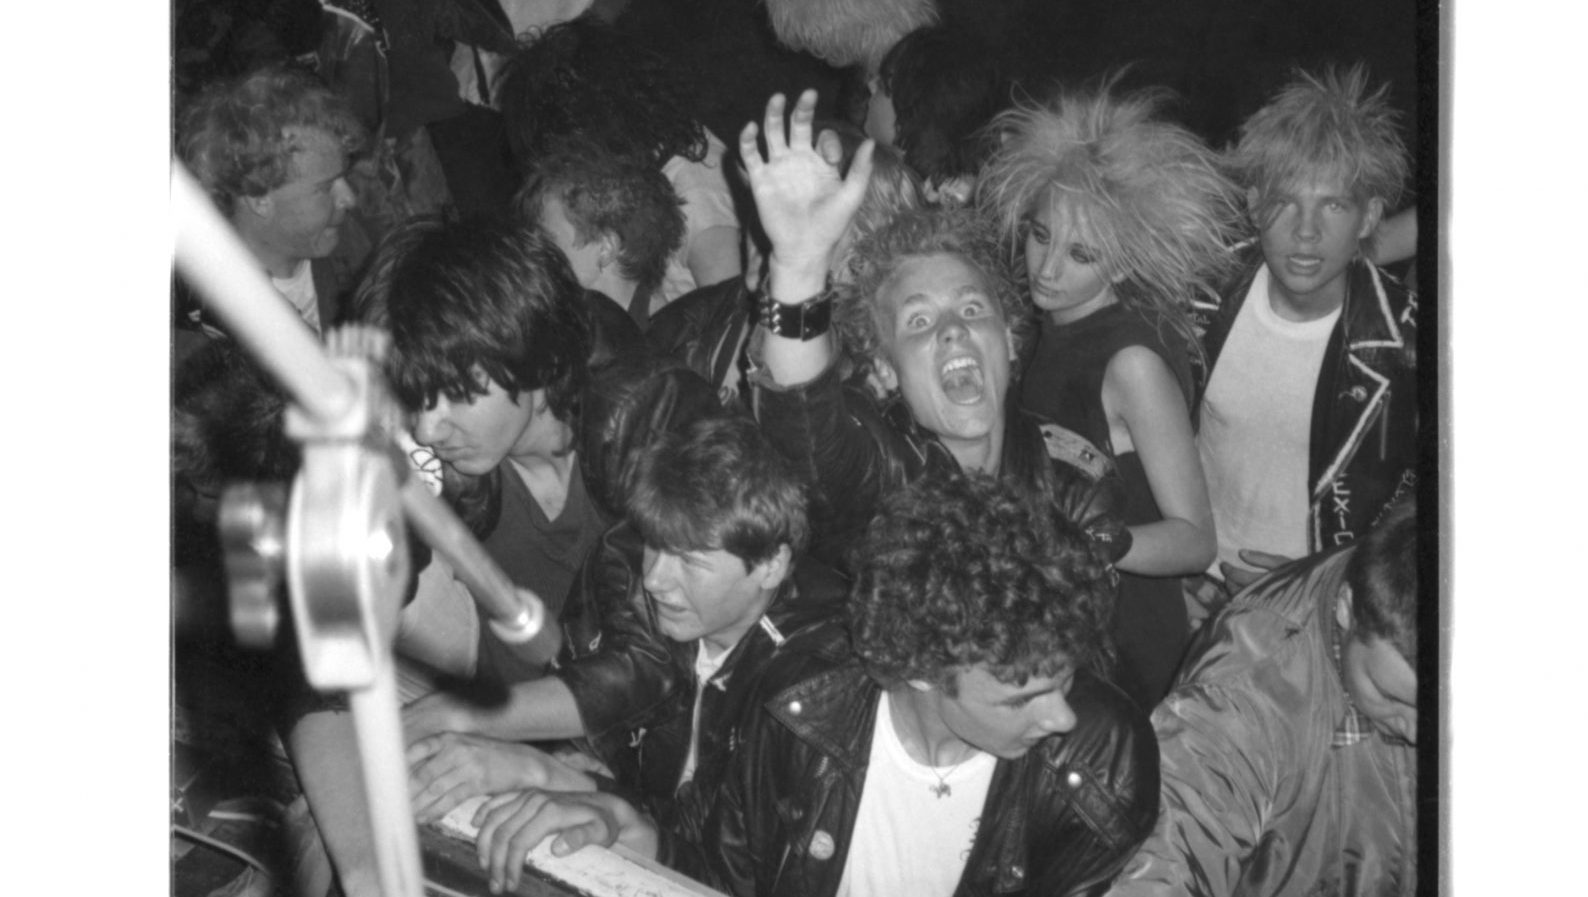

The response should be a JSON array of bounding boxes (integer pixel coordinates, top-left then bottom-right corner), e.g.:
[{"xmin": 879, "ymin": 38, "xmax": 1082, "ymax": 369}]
[
  {"xmin": 751, "ymin": 362, "xmax": 1132, "ymax": 572},
  {"xmin": 662, "ymin": 630, "xmax": 1161, "ymax": 897},
  {"xmin": 1106, "ymin": 545, "xmax": 1418, "ymax": 896},
  {"xmin": 1196, "ymin": 247, "xmax": 1419, "ymax": 552}
]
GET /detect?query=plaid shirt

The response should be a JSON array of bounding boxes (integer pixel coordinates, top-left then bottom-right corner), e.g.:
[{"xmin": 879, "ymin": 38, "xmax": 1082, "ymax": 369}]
[{"xmin": 1329, "ymin": 603, "xmax": 1371, "ymax": 747}]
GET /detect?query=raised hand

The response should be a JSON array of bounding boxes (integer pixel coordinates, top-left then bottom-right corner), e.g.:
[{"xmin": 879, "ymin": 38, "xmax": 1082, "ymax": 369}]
[{"xmin": 739, "ymin": 90, "xmax": 874, "ymax": 284}]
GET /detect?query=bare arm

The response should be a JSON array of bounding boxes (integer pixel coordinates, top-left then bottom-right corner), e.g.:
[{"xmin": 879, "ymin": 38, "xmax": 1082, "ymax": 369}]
[
  {"xmin": 1102, "ymin": 347, "xmax": 1216, "ymax": 576},
  {"xmin": 684, "ymin": 224, "xmax": 743, "ymax": 289},
  {"xmin": 739, "ymin": 90, "xmax": 873, "ymax": 387},
  {"xmin": 402, "ymin": 674, "xmax": 584, "ymax": 744},
  {"xmin": 1368, "ymin": 206, "xmax": 1417, "ymax": 266}
]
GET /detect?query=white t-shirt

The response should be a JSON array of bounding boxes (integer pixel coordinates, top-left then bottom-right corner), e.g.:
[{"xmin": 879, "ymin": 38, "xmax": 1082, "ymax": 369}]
[
  {"xmin": 1197, "ymin": 266, "xmax": 1341, "ymax": 569},
  {"xmin": 271, "ymin": 259, "xmax": 321, "ymax": 334},
  {"xmin": 658, "ymin": 130, "xmax": 740, "ymax": 306},
  {"xmin": 835, "ymin": 691, "xmax": 995, "ymax": 897}
]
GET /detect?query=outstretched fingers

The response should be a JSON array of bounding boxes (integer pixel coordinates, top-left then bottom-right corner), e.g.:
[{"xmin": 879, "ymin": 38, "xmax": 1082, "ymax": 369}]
[{"xmin": 785, "ymin": 89, "xmax": 818, "ymax": 154}]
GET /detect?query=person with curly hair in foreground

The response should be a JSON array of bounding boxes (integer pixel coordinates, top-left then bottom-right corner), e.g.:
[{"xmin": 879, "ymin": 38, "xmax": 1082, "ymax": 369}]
[{"xmin": 466, "ymin": 473, "xmax": 1159, "ymax": 897}]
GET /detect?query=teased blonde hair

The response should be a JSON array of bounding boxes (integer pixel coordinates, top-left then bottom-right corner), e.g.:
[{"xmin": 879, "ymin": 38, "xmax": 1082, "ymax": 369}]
[
  {"xmin": 763, "ymin": 0, "xmax": 938, "ymax": 71},
  {"xmin": 978, "ymin": 82, "xmax": 1244, "ymax": 366}
]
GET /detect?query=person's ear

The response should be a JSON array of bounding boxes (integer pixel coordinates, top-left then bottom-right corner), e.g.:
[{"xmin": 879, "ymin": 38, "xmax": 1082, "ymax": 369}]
[
  {"xmin": 240, "ymin": 193, "xmax": 274, "ymax": 218},
  {"xmin": 1336, "ymin": 586, "xmax": 1354, "ymax": 632},
  {"xmin": 752, "ymin": 544, "xmax": 794, "ymax": 590},
  {"xmin": 1358, "ymin": 197, "xmax": 1386, "ymax": 241},
  {"xmin": 596, "ymin": 232, "xmax": 620, "ymax": 271}
]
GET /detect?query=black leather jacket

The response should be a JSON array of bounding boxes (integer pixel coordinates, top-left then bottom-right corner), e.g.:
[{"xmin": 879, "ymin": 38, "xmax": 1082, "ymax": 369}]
[
  {"xmin": 752, "ymin": 362, "xmax": 1132, "ymax": 572},
  {"xmin": 645, "ymin": 278, "xmax": 756, "ymax": 413},
  {"xmin": 557, "ymin": 523, "xmax": 850, "ymax": 840},
  {"xmin": 1196, "ymin": 246, "xmax": 1419, "ymax": 552},
  {"xmin": 661, "ymin": 624, "xmax": 1161, "ymax": 897}
]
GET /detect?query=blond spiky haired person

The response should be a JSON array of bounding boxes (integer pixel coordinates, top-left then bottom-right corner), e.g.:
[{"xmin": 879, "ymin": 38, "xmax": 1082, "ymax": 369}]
[
  {"xmin": 978, "ymin": 81, "xmax": 1243, "ymax": 709},
  {"xmin": 1192, "ymin": 65, "xmax": 1417, "ymax": 620}
]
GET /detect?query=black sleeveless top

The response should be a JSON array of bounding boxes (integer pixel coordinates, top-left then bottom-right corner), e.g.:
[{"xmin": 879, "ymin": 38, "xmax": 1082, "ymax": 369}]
[{"xmin": 1017, "ymin": 302, "xmax": 1197, "ymax": 710}]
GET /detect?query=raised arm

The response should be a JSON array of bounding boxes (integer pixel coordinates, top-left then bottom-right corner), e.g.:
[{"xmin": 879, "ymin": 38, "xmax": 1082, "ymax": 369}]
[{"xmin": 739, "ymin": 90, "xmax": 873, "ymax": 387}]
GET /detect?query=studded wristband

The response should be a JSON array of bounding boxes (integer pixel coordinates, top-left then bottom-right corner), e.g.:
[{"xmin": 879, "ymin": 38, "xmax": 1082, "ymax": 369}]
[{"xmin": 757, "ymin": 284, "xmax": 833, "ymax": 341}]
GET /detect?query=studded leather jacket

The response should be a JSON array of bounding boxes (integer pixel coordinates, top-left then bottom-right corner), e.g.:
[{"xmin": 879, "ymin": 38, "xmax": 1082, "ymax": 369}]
[
  {"xmin": 660, "ymin": 623, "xmax": 1161, "ymax": 897},
  {"xmin": 751, "ymin": 363, "xmax": 1133, "ymax": 573},
  {"xmin": 1196, "ymin": 247, "xmax": 1419, "ymax": 553}
]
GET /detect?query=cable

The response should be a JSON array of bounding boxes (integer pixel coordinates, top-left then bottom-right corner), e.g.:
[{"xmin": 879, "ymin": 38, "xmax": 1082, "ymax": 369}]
[{"xmin": 171, "ymin": 823, "xmax": 269, "ymax": 874}]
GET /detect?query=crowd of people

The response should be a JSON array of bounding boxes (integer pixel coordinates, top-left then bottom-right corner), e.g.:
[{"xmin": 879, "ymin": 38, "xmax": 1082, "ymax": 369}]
[{"xmin": 172, "ymin": 3, "xmax": 1426, "ymax": 896}]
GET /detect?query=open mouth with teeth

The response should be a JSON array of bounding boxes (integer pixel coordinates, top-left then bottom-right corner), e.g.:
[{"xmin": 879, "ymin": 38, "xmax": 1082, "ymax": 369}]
[{"xmin": 940, "ymin": 355, "xmax": 986, "ymax": 404}]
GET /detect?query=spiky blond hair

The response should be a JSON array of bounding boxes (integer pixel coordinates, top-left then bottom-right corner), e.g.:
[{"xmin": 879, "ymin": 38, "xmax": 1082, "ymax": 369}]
[
  {"xmin": 763, "ymin": 0, "xmax": 939, "ymax": 71},
  {"xmin": 1230, "ymin": 64, "xmax": 1409, "ymax": 252},
  {"xmin": 978, "ymin": 83, "xmax": 1244, "ymax": 366}
]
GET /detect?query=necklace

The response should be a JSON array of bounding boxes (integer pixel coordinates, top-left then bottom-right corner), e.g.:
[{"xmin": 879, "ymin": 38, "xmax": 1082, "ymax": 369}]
[{"xmin": 927, "ymin": 750, "xmax": 977, "ymax": 799}]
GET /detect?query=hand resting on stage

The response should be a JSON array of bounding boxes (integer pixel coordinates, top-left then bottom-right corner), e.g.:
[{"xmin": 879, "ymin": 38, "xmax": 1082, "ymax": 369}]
[
  {"xmin": 470, "ymin": 789, "xmax": 659, "ymax": 895},
  {"xmin": 407, "ymin": 732, "xmax": 597, "ymax": 824}
]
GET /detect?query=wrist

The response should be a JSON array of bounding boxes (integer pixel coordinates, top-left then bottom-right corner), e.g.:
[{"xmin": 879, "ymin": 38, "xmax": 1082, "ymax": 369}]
[{"xmin": 766, "ymin": 253, "xmax": 831, "ymax": 300}]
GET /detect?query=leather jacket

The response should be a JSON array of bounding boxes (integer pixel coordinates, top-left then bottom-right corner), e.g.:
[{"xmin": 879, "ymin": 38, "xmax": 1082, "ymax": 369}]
[
  {"xmin": 557, "ymin": 522, "xmax": 850, "ymax": 840},
  {"xmin": 645, "ymin": 278, "xmax": 756, "ymax": 413},
  {"xmin": 662, "ymin": 627, "xmax": 1161, "ymax": 897},
  {"xmin": 1197, "ymin": 247, "xmax": 1418, "ymax": 552},
  {"xmin": 752, "ymin": 362, "xmax": 1132, "ymax": 572}
]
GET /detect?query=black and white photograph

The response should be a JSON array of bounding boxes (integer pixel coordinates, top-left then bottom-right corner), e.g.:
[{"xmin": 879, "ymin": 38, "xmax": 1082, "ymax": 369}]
[{"xmin": 15, "ymin": 0, "xmax": 1559, "ymax": 893}]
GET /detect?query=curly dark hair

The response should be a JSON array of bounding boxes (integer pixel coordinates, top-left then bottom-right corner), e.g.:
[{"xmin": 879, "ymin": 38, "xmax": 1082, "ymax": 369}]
[
  {"xmin": 835, "ymin": 206, "xmax": 1033, "ymax": 383},
  {"xmin": 177, "ymin": 62, "xmax": 366, "ymax": 217},
  {"xmin": 496, "ymin": 16, "xmax": 708, "ymax": 171},
  {"xmin": 848, "ymin": 472, "xmax": 1116, "ymax": 694},
  {"xmin": 350, "ymin": 214, "xmax": 590, "ymax": 426},
  {"xmin": 515, "ymin": 140, "xmax": 687, "ymax": 300}
]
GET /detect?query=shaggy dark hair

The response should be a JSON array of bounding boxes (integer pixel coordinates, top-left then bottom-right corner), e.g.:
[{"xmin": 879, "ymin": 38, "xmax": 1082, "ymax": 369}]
[
  {"xmin": 351, "ymin": 214, "xmax": 590, "ymax": 425},
  {"xmin": 496, "ymin": 16, "xmax": 708, "ymax": 171},
  {"xmin": 874, "ymin": 24, "xmax": 1008, "ymax": 186},
  {"xmin": 625, "ymin": 417, "xmax": 808, "ymax": 569},
  {"xmin": 177, "ymin": 62, "xmax": 366, "ymax": 217},
  {"xmin": 835, "ymin": 206, "xmax": 1031, "ymax": 381},
  {"xmin": 1346, "ymin": 498, "xmax": 1418, "ymax": 662},
  {"xmin": 515, "ymin": 141, "xmax": 687, "ymax": 300},
  {"xmin": 849, "ymin": 472, "xmax": 1116, "ymax": 693},
  {"xmin": 172, "ymin": 338, "xmax": 297, "ymax": 491}
]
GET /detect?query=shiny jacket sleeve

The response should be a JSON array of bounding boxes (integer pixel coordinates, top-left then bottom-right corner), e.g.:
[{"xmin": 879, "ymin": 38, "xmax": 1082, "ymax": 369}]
[{"xmin": 1104, "ymin": 659, "xmax": 1297, "ymax": 895}]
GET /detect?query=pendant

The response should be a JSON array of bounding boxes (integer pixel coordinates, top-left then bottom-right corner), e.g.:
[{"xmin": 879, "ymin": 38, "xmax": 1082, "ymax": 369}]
[{"xmin": 930, "ymin": 781, "xmax": 951, "ymax": 798}]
